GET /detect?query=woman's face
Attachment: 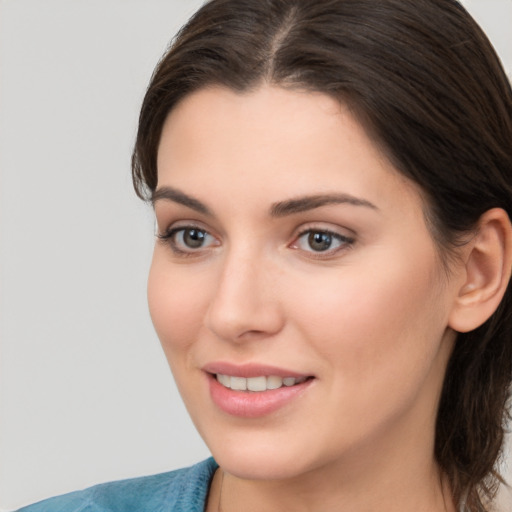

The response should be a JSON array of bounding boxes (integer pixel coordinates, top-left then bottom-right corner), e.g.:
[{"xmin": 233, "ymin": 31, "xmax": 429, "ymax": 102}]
[{"xmin": 149, "ymin": 85, "xmax": 463, "ymax": 481}]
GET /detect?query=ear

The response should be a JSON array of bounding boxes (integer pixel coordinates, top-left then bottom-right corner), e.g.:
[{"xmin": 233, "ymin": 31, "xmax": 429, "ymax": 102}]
[{"xmin": 448, "ymin": 208, "xmax": 512, "ymax": 333}]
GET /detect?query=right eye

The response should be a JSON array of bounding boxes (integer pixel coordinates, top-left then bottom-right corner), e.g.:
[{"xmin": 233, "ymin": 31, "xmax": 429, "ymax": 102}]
[{"xmin": 158, "ymin": 226, "xmax": 218, "ymax": 255}]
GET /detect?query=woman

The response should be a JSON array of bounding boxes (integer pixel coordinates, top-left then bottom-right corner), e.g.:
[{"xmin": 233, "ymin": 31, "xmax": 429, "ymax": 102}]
[{"xmin": 18, "ymin": 0, "xmax": 512, "ymax": 511}]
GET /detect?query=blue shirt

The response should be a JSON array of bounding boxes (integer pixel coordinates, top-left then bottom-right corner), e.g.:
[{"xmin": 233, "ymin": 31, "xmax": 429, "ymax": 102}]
[{"xmin": 17, "ymin": 458, "xmax": 218, "ymax": 512}]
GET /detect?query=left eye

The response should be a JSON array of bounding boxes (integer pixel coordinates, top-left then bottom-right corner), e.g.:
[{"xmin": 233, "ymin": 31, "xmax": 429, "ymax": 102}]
[{"xmin": 295, "ymin": 230, "xmax": 353, "ymax": 253}]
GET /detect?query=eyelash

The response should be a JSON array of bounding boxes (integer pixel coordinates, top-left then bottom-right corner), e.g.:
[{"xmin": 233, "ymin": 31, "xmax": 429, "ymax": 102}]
[
  {"xmin": 291, "ymin": 228, "xmax": 355, "ymax": 257},
  {"xmin": 157, "ymin": 225, "xmax": 355, "ymax": 258},
  {"xmin": 157, "ymin": 225, "xmax": 218, "ymax": 257}
]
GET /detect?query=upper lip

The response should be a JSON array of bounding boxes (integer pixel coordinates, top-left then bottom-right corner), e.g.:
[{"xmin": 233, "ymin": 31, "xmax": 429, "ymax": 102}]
[{"xmin": 202, "ymin": 362, "xmax": 311, "ymax": 378}]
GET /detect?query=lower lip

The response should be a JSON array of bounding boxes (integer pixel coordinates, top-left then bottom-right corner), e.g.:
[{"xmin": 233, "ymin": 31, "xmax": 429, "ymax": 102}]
[{"xmin": 207, "ymin": 374, "xmax": 313, "ymax": 418}]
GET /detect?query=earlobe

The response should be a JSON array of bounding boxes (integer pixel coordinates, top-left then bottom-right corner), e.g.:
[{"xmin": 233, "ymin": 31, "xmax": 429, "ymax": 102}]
[{"xmin": 448, "ymin": 208, "xmax": 512, "ymax": 333}]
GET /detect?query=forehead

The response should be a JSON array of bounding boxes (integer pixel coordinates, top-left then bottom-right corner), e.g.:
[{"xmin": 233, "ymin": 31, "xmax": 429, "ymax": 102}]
[
  {"xmin": 156, "ymin": 85, "xmax": 422, "ymax": 215},
  {"xmin": 158, "ymin": 85, "xmax": 345, "ymax": 160}
]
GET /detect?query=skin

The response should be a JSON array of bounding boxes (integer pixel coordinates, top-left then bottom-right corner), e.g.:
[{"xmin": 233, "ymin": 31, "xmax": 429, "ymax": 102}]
[{"xmin": 148, "ymin": 85, "xmax": 466, "ymax": 512}]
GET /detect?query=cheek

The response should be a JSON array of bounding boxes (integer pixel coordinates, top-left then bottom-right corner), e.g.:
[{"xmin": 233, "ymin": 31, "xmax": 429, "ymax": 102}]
[
  {"xmin": 285, "ymin": 252, "xmax": 452, "ymax": 447},
  {"xmin": 290, "ymin": 247, "xmax": 448, "ymax": 384},
  {"xmin": 147, "ymin": 253, "xmax": 209, "ymax": 357}
]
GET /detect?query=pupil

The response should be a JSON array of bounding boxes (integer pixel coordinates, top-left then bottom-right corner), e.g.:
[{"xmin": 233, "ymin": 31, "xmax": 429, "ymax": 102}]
[
  {"xmin": 184, "ymin": 229, "xmax": 205, "ymax": 248},
  {"xmin": 308, "ymin": 232, "xmax": 332, "ymax": 251}
]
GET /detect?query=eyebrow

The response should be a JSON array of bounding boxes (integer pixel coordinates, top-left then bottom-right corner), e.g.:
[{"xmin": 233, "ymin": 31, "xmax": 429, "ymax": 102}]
[
  {"xmin": 152, "ymin": 186, "xmax": 212, "ymax": 216},
  {"xmin": 270, "ymin": 193, "xmax": 378, "ymax": 217},
  {"xmin": 152, "ymin": 186, "xmax": 377, "ymax": 217}
]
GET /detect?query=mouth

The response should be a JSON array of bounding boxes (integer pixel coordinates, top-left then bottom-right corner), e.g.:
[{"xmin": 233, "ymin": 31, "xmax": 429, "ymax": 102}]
[
  {"xmin": 215, "ymin": 374, "xmax": 310, "ymax": 392},
  {"xmin": 204, "ymin": 365, "xmax": 315, "ymax": 417}
]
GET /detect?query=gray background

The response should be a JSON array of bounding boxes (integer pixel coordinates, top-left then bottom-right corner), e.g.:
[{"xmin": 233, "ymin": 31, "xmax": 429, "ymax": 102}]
[{"xmin": 1, "ymin": 1, "xmax": 511, "ymax": 510}]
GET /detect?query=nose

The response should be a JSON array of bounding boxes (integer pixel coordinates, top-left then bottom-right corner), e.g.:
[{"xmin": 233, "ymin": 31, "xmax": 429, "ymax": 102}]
[{"xmin": 204, "ymin": 248, "xmax": 285, "ymax": 343}]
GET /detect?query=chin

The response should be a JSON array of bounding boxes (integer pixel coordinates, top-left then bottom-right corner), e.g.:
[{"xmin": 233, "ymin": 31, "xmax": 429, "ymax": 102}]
[
  {"xmin": 214, "ymin": 448, "xmax": 309, "ymax": 481},
  {"xmin": 203, "ymin": 429, "xmax": 327, "ymax": 481}
]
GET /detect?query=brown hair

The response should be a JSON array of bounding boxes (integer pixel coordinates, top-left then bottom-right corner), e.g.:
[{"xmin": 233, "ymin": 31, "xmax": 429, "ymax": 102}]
[{"xmin": 132, "ymin": 0, "xmax": 512, "ymax": 509}]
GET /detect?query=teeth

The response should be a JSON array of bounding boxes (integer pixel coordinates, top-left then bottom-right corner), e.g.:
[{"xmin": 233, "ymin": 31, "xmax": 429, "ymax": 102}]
[
  {"xmin": 217, "ymin": 373, "xmax": 231, "ymax": 388},
  {"xmin": 216, "ymin": 374, "xmax": 308, "ymax": 392},
  {"xmin": 247, "ymin": 376, "xmax": 267, "ymax": 392},
  {"xmin": 266, "ymin": 375, "xmax": 283, "ymax": 390},
  {"xmin": 230, "ymin": 376, "xmax": 247, "ymax": 391}
]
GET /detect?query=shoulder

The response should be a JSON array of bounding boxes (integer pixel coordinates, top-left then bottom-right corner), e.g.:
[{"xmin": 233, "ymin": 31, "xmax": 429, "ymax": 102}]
[{"xmin": 16, "ymin": 458, "xmax": 218, "ymax": 512}]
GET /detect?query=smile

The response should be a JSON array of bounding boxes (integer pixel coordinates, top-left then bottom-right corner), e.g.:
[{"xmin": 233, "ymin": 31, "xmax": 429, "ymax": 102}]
[{"xmin": 216, "ymin": 374, "xmax": 308, "ymax": 392}]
